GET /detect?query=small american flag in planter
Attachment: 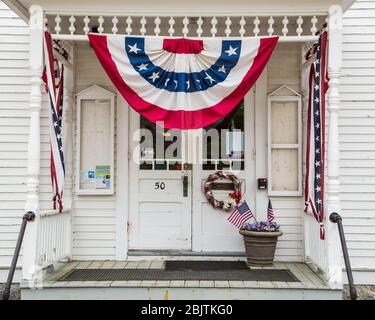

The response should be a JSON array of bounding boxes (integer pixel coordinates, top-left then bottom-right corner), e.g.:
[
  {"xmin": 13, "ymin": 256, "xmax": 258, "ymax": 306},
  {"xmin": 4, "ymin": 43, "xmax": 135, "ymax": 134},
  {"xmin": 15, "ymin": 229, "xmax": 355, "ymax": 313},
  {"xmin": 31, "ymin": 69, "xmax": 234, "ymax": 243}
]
[
  {"xmin": 227, "ymin": 201, "xmax": 254, "ymax": 229},
  {"xmin": 267, "ymin": 199, "xmax": 275, "ymax": 223}
]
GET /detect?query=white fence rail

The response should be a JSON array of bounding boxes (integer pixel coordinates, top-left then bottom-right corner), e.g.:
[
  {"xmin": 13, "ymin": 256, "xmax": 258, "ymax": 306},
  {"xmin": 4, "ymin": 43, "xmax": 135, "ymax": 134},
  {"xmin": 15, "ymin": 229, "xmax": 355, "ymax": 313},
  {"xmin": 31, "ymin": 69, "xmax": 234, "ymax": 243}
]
[
  {"xmin": 44, "ymin": 14, "xmax": 327, "ymax": 39},
  {"xmin": 37, "ymin": 210, "xmax": 71, "ymax": 268},
  {"xmin": 304, "ymin": 212, "xmax": 327, "ymax": 275}
]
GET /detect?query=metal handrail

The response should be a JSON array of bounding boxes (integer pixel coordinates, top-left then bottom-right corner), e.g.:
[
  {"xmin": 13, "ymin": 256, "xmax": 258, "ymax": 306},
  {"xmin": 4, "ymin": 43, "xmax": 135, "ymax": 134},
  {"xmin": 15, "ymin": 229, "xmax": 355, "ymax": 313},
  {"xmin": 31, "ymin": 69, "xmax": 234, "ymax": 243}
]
[
  {"xmin": 329, "ymin": 212, "xmax": 357, "ymax": 300},
  {"xmin": 2, "ymin": 211, "xmax": 35, "ymax": 301}
]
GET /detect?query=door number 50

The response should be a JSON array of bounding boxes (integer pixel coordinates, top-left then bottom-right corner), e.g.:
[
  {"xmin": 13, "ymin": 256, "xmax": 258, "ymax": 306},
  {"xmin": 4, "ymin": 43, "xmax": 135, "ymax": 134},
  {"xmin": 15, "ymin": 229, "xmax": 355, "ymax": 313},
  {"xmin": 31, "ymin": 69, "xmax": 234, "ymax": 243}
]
[{"xmin": 154, "ymin": 182, "xmax": 166, "ymax": 190}]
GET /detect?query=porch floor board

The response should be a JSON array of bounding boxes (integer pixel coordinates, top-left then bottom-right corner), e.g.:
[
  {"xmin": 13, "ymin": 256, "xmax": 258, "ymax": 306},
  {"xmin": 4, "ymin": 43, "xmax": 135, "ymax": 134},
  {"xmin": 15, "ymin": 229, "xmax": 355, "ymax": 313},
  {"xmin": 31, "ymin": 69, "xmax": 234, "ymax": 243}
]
[{"xmin": 25, "ymin": 260, "xmax": 330, "ymax": 290}]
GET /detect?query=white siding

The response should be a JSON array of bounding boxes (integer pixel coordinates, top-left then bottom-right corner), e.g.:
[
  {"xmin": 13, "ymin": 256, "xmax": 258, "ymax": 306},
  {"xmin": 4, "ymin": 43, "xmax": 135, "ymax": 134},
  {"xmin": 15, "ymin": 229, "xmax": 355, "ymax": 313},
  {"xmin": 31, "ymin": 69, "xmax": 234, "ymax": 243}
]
[
  {"xmin": 0, "ymin": 1, "xmax": 53, "ymax": 275},
  {"xmin": 0, "ymin": 1, "xmax": 30, "ymax": 270},
  {"xmin": 341, "ymin": 0, "xmax": 375, "ymax": 269}
]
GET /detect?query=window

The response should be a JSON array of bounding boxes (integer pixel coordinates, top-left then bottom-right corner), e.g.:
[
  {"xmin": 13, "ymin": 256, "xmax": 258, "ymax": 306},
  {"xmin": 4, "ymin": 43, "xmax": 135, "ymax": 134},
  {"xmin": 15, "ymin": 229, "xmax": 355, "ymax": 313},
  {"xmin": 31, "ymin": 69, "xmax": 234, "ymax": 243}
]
[{"xmin": 267, "ymin": 85, "xmax": 302, "ymax": 196}]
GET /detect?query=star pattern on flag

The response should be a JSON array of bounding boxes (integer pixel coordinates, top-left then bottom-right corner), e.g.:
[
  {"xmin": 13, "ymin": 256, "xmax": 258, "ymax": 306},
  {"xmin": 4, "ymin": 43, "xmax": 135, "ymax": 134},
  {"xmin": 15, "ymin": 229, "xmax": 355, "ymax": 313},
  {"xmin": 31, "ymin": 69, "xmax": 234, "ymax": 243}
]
[
  {"xmin": 137, "ymin": 63, "xmax": 148, "ymax": 71},
  {"xmin": 225, "ymin": 45, "xmax": 238, "ymax": 56},
  {"xmin": 312, "ymin": 38, "xmax": 323, "ymax": 216},
  {"xmin": 128, "ymin": 43, "xmax": 141, "ymax": 54},
  {"xmin": 148, "ymin": 72, "xmax": 160, "ymax": 82},
  {"xmin": 218, "ymin": 65, "xmax": 226, "ymax": 73}
]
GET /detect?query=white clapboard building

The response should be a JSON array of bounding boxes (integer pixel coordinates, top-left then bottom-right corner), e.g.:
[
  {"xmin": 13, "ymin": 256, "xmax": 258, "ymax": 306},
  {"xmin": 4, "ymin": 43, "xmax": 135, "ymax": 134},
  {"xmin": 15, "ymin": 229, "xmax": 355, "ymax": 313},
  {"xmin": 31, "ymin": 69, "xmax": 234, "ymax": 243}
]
[{"xmin": 0, "ymin": 0, "xmax": 374, "ymax": 300}]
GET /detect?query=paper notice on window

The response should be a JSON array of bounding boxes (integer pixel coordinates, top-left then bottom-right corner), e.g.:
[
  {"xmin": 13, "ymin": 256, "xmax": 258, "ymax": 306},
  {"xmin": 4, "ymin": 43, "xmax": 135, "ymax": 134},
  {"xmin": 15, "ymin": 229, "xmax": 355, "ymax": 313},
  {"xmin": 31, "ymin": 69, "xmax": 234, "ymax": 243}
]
[
  {"xmin": 95, "ymin": 165, "xmax": 111, "ymax": 189},
  {"xmin": 226, "ymin": 131, "xmax": 243, "ymax": 157}
]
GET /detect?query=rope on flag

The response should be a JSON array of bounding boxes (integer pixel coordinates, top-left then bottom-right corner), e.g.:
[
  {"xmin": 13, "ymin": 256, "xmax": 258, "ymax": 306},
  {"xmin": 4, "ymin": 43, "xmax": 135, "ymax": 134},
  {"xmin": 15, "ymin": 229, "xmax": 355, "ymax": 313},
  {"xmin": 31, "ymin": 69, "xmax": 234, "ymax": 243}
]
[
  {"xmin": 88, "ymin": 34, "xmax": 278, "ymax": 129},
  {"xmin": 43, "ymin": 32, "xmax": 65, "ymax": 212},
  {"xmin": 304, "ymin": 32, "xmax": 329, "ymax": 240}
]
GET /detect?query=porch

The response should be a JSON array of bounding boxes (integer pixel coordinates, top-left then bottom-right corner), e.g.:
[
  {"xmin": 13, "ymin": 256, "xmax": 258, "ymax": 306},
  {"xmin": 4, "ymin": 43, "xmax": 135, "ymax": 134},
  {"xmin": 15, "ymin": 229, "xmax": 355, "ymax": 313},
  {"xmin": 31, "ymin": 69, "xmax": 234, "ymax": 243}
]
[
  {"xmin": 20, "ymin": 259, "xmax": 341, "ymax": 300},
  {"xmin": 17, "ymin": 0, "xmax": 346, "ymax": 300}
]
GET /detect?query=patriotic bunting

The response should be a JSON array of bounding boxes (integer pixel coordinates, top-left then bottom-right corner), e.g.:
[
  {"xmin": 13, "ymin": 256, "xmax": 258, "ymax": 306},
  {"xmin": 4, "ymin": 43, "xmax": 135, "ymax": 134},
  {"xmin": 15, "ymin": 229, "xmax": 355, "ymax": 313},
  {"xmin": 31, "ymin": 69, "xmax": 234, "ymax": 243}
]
[
  {"xmin": 304, "ymin": 32, "xmax": 329, "ymax": 240},
  {"xmin": 88, "ymin": 34, "xmax": 278, "ymax": 129},
  {"xmin": 43, "ymin": 32, "xmax": 65, "ymax": 212}
]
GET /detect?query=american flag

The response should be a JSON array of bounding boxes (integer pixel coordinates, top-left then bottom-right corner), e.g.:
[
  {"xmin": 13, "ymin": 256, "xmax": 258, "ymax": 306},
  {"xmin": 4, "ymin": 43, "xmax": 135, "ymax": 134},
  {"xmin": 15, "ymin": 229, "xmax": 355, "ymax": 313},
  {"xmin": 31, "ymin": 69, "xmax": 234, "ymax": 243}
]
[
  {"xmin": 304, "ymin": 32, "xmax": 328, "ymax": 240},
  {"xmin": 267, "ymin": 199, "xmax": 274, "ymax": 223},
  {"xmin": 43, "ymin": 32, "xmax": 65, "ymax": 212},
  {"xmin": 227, "ymin": 201, "xmax": 254, "ymax": 229}
]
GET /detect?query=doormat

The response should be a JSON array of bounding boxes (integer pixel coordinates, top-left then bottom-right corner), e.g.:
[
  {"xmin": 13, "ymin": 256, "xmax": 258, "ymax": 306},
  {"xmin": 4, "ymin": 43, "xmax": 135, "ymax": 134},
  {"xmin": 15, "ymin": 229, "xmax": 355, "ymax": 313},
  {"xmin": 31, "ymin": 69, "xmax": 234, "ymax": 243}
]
[
  {"xmin": 60, "ymin": 268, "xmax": 299, "ymax": 282},
  {"xmin": 165, "ymin": 260, "xmax": 248, "ymax": 271}
]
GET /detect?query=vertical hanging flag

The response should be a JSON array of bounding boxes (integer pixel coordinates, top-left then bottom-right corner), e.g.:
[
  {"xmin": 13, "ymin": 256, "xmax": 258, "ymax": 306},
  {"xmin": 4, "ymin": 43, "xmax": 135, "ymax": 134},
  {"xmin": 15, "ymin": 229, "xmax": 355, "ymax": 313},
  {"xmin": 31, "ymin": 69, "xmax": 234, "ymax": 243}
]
[
  {"xmin": 267, "ymin": 199, "xmax": 275, "ymax": 224},
  {"xmin": 227, "ymin": 201, "xmax": 254, "ymax": 229},
  {"xmin": 43, "ymin": 32, "xmax": 65, "ymax": 212},
  {"xmin": 304, "ymin": 32, "xmax": 329, "ymax": 240}
]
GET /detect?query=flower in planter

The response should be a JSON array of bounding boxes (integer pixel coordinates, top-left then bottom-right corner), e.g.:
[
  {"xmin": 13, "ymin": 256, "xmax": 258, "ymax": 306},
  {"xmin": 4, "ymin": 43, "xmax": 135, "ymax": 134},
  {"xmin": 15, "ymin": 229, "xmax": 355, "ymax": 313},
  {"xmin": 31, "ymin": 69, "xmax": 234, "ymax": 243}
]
[{"xmin": 242, "ymin": 221, "xmax": 280, "ymax": 232}]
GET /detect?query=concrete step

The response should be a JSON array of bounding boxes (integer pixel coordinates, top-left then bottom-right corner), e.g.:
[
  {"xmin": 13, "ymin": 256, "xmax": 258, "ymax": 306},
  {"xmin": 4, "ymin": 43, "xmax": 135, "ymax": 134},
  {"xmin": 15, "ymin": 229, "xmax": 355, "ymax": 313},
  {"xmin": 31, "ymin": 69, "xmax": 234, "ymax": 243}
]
[{"xmin": 21, "ymin": 284, "xmax": 342, "ymax": 300}]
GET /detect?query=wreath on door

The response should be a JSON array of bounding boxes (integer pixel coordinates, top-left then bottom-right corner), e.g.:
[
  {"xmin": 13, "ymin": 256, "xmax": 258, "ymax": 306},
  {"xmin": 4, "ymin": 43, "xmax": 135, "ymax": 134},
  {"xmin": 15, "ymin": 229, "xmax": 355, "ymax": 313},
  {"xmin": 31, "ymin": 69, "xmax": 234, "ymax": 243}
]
[{"xmin": 203, "ymin": 171, "xmax": 242, "ymax": 211}]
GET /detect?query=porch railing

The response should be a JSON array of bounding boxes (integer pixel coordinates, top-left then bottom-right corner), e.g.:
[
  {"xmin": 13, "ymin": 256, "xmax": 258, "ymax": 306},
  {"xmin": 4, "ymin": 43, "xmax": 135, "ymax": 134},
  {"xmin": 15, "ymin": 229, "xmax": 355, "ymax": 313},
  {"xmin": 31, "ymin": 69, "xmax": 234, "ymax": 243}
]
[
  {"xmin": 44, "ymin": 13, "xmax": 327, "ymax": 42},
  {"xmin": 2, "ymin": 212, "xmax": 35, "ymax": 300},
  {"xmin": 304, "ymin": 212, "xmax": 327, "ymax": 275},
  {"xmin": 37, "ymin": 210, "xmax": 71, "ymax": 269},
  {"xmin": 330, "ymin": 212, "xmax": 357, "ymax": 300}
]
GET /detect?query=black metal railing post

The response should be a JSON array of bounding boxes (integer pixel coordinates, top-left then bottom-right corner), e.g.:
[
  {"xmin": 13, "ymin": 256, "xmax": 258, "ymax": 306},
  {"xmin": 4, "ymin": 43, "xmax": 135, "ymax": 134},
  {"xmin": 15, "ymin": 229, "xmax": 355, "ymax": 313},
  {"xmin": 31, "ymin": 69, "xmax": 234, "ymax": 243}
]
[
  {"xmin": 2, "ymin": 211, "xmax": 35, "ymax": 301},
  {"xmin": 329, "ymin": 212, "xmax": 357, "ymax": 300}
]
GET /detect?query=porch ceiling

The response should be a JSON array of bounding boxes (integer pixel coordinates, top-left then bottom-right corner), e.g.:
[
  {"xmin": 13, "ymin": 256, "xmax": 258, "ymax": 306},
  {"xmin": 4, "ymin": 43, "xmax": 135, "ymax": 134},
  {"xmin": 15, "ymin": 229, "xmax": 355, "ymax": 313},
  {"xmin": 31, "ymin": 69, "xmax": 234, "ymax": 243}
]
[{"xmin": 6, "ymin": 0, "xmax": 356, "ymax": 21}]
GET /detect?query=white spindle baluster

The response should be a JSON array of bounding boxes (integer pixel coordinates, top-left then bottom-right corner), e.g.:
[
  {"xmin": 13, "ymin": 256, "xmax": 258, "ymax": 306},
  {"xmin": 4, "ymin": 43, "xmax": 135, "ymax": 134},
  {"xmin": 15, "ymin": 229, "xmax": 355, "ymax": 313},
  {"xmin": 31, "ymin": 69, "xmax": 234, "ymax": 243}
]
[
  {"xmin": 210, "ymin": 17, "xmax": 218, "ymax": 37},
  {"xmin": 126, "ymin": 16, "xmax": 133, "ymax": 35},
  {"xmin": 282, "ymin": 16, "xmax": 289, "ymax": 36},
  {"xmin": 83, "ymin": 16, "xmax": 90, "ymax": 35},
  {"xmin": 311, "ymin": 16, "xmax": 318, "ymax": 35},
  {"xmin": 98, "ymin": 16, "xmax": 104, "ymax": 33},
  {"xmin": 296, "ymin": 16, "xmax": 303, "ymax": 36},
  {"xmin": 267, "ymin": 16, "xmax": 274, "ymax": 36},
  {"xmin": 112, "ymin": 16, "xmax": 119, "ymax": 34},
  {"xmin": 239, "ymin": 16, "xmax": 246, "ymax": 37},
  {"xmin": 43, "ymin": 16, "xmax": 48, "ymax": 32},
  {"xmin": 154, "ymin": 17, "xmax": 161, "ymax": 36},
  {"xmin": 54, "ymin": 15, "xmax": 61, "ymax": 34},
  {"xmin": 69, "ymin": 16, "xmax": 76, "ymax": 35},
  {"xmin": 182, "ymin": 16, "xmax": 189, "ymax": 37},
  {"xmin": 197, "ymin": 16, "xmax": 203, "ymax": 37},
  {"xmin": 253, "ymin": 16, "xmax": 260, "ymax": 36},
  {"xmin": 225, "ymin": 17, "xmax": 232, "ymax": 37},
  {"xmin": 140, "ymin": 16, "xmax": 147, "ymax": 35},
  {"xmin": 168, "ymin": 17, "xmax": 175, "ymax": 36}
]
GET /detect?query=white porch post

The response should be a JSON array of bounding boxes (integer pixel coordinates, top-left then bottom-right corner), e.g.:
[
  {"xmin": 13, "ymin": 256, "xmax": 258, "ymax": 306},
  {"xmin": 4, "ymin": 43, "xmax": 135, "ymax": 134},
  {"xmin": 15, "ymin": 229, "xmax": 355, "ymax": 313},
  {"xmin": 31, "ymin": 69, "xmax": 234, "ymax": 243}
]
[
  {"xmin": 22, "ymin": 5, "xmax": 44, "ymax": 281},
  {"xmin": 62, "ymin": 60, "xmax": 74, "ymax": 260},
  {"xmin": 325, "ymin": 5, "xmax": 343, "ymax": 288},
  {"xmin": 63, "ymin": 64, "xmax": 74, "ymax": 211}
]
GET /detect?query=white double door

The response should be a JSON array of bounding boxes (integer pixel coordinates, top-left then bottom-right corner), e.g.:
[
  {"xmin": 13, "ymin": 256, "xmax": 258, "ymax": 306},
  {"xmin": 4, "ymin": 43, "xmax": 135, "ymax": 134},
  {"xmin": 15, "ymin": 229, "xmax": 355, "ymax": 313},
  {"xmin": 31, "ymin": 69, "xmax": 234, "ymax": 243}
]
[{"xmin": 128, "ymin": 94, "xmax": 255, "ymax": 252}]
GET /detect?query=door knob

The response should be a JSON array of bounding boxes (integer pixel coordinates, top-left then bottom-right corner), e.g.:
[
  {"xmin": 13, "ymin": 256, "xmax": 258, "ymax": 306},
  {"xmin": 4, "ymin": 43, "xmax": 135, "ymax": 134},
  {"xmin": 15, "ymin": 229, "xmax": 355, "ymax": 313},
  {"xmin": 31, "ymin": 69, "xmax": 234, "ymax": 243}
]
[{"xmin": 183, "ymin": 174, "xmax": 188, "ymax": 197}]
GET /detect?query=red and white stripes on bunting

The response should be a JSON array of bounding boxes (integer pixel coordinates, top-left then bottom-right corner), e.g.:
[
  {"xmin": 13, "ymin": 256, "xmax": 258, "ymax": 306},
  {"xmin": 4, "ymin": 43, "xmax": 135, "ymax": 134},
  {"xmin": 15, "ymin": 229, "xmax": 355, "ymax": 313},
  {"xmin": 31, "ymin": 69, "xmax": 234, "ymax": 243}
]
[
  {"xmin": 304, "ymin": 32, "xmax": 329, "ymax": 240},
  {"xmin": 43, "ymin": 32, "xmax": 65, "ymax": 212}
]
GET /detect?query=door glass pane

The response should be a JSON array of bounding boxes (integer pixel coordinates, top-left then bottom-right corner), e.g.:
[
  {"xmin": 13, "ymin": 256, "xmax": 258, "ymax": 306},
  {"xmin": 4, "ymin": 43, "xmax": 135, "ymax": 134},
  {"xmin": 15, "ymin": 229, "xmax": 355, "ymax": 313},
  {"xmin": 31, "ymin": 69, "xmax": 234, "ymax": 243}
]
[
  {"xmin": 139, "ymin": 116, "xmax": 182, "ymax": 170},
  {"xmin": 202, "ymin": 100, "xmax": 245, "ymax": 170}
]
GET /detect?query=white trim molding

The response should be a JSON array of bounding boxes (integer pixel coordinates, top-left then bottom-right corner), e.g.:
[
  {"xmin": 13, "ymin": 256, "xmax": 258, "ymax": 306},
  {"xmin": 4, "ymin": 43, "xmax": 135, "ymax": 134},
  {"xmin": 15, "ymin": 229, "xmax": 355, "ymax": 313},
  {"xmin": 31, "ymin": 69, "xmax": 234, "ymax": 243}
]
[
  {"xmin": 325, "ymin": 4, "xmax": 343, "ymax": 289},
  {"xmin": 267, "ymin": 85, "xmax": 302, "ymax": 197},
  {"xmin": 22, "ymin": 4, "xmax": 44, "ymax": 282}
]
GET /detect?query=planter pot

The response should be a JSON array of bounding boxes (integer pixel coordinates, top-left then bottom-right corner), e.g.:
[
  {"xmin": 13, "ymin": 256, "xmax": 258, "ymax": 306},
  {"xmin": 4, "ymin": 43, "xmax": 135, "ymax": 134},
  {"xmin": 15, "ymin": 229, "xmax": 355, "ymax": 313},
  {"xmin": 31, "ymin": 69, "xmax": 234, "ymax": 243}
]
[{"xmin": 239, "ymin": 230, "xmax": 283, "ymax": 267}]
